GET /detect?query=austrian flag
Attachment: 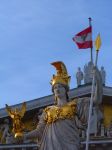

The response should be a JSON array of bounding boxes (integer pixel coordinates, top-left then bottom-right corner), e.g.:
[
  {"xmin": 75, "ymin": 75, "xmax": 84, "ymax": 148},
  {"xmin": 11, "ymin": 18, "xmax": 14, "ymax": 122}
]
[{"xmin": 73, "ymin": 26, "xmax": 92, "ymax": 49}]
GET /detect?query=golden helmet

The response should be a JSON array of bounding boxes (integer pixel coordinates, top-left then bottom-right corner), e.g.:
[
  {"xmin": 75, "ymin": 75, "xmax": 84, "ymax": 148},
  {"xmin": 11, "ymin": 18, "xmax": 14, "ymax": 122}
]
[{"xmin": 50, "ymin": 61, "xmax": 71, "ymax": 88}]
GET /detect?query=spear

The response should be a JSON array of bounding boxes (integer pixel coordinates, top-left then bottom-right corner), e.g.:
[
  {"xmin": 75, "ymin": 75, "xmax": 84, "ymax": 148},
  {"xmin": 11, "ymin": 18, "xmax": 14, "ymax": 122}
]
[
  {"xmin": 88, "ymin": 17, "xmax": 93, "ymax": 63},
  {"xmin": 85, "ymin": 33, "xmax": 101, "ymax": 150}
]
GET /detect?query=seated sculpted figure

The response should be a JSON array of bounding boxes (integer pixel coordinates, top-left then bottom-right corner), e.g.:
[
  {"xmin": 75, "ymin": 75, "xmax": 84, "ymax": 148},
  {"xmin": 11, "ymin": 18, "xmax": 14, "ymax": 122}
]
[{"xmin": 24, "ymin": 61, "xmax": 103, "ymax": 150}]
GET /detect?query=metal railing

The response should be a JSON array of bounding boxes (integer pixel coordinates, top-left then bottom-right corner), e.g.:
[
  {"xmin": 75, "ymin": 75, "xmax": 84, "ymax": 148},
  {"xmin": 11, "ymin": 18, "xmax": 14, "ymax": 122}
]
[
  {"xmin": 0, "ymin": 144, "xmax": 38, "ymax": 149},
  {"xmin": 0, "ymin": 139, "xmax": 112, "ymax": 149}
]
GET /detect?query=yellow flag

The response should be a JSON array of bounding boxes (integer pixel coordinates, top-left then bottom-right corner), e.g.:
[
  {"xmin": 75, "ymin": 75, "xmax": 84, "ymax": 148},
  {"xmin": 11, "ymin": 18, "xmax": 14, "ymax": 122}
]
[{"xmin": 95, "ymin": 33, "xmax": 101, "ymax": 51}]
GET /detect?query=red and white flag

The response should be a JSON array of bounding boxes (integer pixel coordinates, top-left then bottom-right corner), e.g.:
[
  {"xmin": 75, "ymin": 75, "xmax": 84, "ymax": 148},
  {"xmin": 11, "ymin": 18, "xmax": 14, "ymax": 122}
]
[{"xmin": 73, "ymin": 26, "xmax": 92, "ymax": 49}]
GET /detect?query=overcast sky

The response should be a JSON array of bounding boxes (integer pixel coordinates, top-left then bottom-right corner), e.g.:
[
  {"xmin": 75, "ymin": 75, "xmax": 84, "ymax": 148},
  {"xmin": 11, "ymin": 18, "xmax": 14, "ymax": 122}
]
[{"xmin": 0, "ymin": 0, "xmax": 112, "ymax": 108}]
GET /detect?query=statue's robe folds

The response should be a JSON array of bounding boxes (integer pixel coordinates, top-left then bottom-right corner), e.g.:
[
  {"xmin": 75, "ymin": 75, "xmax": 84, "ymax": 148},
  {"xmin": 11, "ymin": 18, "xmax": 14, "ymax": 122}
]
[{"xmin": 25, "ymin": 97, "xmax": 90, "ymax": 150}]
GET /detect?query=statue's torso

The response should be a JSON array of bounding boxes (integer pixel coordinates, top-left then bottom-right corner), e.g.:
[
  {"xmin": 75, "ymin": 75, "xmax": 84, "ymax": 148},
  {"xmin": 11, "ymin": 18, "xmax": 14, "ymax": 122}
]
[{"xmin": 44, "ymin": 100, "xmax": 77, "ymax": 124}]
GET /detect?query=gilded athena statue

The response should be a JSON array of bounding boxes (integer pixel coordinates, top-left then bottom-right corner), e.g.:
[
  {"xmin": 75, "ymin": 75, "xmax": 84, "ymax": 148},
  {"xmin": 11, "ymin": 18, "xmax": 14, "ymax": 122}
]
[{"xmin": 24, "ymin": 61, "xmax": 103, "ymax": 150}]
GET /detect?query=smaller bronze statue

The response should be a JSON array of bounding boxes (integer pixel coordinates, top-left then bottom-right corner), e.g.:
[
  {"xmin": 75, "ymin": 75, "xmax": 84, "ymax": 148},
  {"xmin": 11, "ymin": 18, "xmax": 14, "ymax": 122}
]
[{"xmin": 5, "ymin": 102, "xmax": 26, "ymax": 138}]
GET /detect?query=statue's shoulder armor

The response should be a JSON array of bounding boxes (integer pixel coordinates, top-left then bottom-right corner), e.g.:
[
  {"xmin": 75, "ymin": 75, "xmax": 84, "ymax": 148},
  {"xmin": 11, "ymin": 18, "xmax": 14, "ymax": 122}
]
[
  {"xmin": 67, "ymin": 100, "xmax": 77, "ymax": 108},
  {"xmin": 44, "ymin": 105, "xmax": 55, "ymax": 113}
]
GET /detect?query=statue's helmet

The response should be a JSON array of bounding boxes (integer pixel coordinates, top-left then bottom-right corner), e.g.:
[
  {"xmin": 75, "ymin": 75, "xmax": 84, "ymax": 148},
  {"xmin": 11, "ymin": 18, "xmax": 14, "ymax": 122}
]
[{"xmin": 50, "ymin": 61, "xmax": 71, "ymax": 91}]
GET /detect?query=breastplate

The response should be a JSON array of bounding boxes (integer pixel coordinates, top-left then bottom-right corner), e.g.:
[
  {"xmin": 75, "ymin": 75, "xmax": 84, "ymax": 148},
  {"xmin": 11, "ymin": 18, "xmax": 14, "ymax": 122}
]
[{"xmin": 44, "ymin": 100, "xmax": 77, "ymax": 124}]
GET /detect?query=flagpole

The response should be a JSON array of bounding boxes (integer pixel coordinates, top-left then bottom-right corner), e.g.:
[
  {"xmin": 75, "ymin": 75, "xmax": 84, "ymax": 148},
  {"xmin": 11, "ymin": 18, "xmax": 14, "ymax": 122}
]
[
  {"xmin": 85, "ymin": 34, "xmax": 101, "ymax": 150},
  {"xmin": 88, "ymin": 17, "xmax": 93, "ymax": 63},
  {"xmin": 85, "ymin": 53, "xmax": 98, "ymax": 150}
]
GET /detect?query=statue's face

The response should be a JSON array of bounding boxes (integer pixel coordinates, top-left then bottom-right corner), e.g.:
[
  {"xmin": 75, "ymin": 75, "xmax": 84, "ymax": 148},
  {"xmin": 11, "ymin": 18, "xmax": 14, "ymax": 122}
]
[{"xmin": 53, "ymin": 83, "xmax": 66, "ymax": 99}]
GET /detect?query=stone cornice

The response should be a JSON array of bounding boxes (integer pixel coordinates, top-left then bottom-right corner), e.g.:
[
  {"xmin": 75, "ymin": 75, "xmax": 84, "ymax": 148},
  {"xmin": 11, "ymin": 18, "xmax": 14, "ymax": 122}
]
[{"xmin": 0, "ymin": 85, "xmax": 112, "ymax": 118}]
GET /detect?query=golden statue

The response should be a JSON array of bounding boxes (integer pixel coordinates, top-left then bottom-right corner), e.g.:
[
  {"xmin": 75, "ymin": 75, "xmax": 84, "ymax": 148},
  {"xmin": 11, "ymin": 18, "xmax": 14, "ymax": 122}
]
[
  {"xmin": 24, "ymin": 61, "xmax": 103, "ymax": 150},
  {"xmin": 5, "ymin": 102, "xmax": 26, "ymax": 138}
]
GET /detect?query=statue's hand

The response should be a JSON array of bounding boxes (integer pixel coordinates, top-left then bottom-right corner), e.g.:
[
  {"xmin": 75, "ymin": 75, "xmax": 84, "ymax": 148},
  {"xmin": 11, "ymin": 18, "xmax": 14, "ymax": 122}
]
[{"xmin": 82, "ymin": 123, "xmax": 88, "ymax": 130}]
